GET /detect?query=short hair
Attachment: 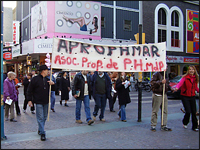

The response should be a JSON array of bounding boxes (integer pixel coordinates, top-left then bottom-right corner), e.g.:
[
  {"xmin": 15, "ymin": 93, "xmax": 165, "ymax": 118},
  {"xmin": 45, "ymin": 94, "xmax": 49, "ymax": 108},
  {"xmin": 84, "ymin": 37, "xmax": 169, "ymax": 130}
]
[
  {"xmin": 27, "ymin": 73, "xmax": 32, "ymax": 77},
  {"xmin": 7, "ymin": 71, "xmax": 16, "ymax": 78}
]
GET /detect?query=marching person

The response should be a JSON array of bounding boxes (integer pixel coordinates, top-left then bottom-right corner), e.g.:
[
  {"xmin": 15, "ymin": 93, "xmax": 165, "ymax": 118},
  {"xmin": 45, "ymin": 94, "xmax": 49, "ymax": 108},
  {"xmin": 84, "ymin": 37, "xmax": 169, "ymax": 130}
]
[
  {"xmin": 13, "ymin": 77, "xmax": 21, "ymax": 116},
  {"xmin": 23, "ymin": 73, "xmax": 35, "ymax": 113},
  {"xmin": 174, "ymin": 65, "xmax": 199, "ymax": 132},
  {"xmin": 91, "ymin": 71, "xmax": 112, "ymax": 122},
  {"xmin": 72, "ymin": 70, "xmax": 94, "ymax": 125},
  {"xmin": 59, "ymin": 71, "xmax": 71, "ymax": 107},
  {"xmin": 150, "ymin": 70, "xmax": 172, "ymax": 132},
  {"xmin": 46, "ymin": 69, "xmax": 56, "ymax": 112},
  {"xmin": 115, "ymin": 72, "xmax": 131, "ymax": 122},
  {"xmin": 3, "ymin": 71, "xmax": 18, "ymax": 122},
  {"xmin": 27, "ymin": 65, "xmax": 54, "ymax": 141}
]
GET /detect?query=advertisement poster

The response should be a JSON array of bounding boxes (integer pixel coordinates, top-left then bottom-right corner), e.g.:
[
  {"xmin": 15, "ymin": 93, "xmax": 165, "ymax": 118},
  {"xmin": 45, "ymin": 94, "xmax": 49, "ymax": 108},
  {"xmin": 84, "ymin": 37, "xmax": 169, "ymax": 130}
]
[
  {"xmin": 13, "ymin": 21, "xmax": 20, "ymax": 44},
  {"xmin": 51, "ymin": 38, "xmax": 167, "ymax": 72},
  {"xmin": 55, "ymin": 1, "xmax": 101, "ymax": 37},
  {"xmin": 31, "ymin": 1, "xmax": 47, "ymax": 39},
  {"xmin": 186, "ymin": 9, "xmax": 199, "ymax": 54},
  {"xmin": 3, "ymin": 47, "xmax": 12, "ymax": 60}
]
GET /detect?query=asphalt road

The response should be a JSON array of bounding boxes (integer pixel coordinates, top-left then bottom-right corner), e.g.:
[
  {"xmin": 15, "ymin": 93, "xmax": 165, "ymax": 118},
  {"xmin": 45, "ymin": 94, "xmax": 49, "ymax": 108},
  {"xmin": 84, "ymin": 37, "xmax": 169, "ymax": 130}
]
[{"xmin": 1, "ymin": 86, "xmax": 199, "ymax": 149}]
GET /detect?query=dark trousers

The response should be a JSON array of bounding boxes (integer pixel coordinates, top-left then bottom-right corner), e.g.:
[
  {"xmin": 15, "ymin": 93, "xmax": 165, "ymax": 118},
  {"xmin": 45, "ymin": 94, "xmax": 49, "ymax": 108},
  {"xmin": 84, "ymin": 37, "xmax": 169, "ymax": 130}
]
[
  {"xmin": 15, "ymin": 96, "xmax": 20, "ymax": 114},
  {"xmin": 181, "ymin": 96, "xmax": 198, "ymax": 130},
  {"xmin": 108, "ymin": 92, "xmax": 118, "ymax": 111},
  {"xmin": 23, "ymin": 95, "xmax": 35, "ymax": 111}
]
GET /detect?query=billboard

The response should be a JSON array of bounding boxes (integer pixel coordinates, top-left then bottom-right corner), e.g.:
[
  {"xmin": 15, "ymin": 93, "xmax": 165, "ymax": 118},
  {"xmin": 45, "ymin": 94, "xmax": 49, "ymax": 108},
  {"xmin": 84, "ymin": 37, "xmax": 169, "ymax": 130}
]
[
  {"xmin": 186, "ymin": 9, "xmax": 199, "ymax": 54},
  {"xmin": 52, "ymin": 38, "xmax": 167, "ymax": 72},
  {"xmin": 55, "ymin": 1, "xmax": 101, "ymax": 38},
  {"xmin": 31, "ymin": 1, "xmax": 47, "ymax": 39}
]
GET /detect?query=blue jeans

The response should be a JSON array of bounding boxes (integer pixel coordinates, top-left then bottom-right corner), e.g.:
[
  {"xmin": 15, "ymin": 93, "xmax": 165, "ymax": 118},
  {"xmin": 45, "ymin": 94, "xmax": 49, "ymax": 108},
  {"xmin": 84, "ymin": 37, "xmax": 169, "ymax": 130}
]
[
  {"xmin": 36, "ymin": 104, "xmax": 48, "ymax": 135},
  {"xmin": 75, "ymin": 95, "xmax": 92, "ymax": 122},
  {"xmin": 118, "ymin": 105, "xmax": 126, "ymax": 121},
  {"xmin": 93, "ymin": 93, "xmax": 107, "ymax": 120},
  {"xmin": 50, "ymin": 91, "xmax": 56, "ymax": 109}
]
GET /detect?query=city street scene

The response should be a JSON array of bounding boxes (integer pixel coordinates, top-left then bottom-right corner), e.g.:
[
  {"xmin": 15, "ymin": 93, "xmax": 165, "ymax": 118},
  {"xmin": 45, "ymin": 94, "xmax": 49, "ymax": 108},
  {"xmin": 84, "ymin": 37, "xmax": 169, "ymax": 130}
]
[{"xmin": 1, "ymin": 1, "xmax": 199, "ymax": 149}]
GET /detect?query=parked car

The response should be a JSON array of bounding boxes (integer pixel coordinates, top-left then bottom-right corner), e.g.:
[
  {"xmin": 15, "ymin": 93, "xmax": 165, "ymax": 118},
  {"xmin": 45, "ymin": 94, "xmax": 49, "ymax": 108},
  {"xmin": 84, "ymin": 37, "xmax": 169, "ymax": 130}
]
[{"xmin": 167, "ymin": 75, "xmax": 182, "ymax": 99}]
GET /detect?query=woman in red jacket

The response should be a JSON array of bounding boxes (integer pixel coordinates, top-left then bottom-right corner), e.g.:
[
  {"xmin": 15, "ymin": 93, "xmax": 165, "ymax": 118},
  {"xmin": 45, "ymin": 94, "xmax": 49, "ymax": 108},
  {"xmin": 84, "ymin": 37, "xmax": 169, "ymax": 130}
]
[{"xmin": 174, "ymin": 65, "xmax": 199, "ymax": 132}]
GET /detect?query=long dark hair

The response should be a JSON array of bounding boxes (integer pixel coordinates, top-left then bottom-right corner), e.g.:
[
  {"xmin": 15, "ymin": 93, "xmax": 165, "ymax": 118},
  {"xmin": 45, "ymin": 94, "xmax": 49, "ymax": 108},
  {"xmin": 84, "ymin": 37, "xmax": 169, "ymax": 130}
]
[{"xmin": 92, "ymin": 17, "xmax": 98, "ymax": 29}]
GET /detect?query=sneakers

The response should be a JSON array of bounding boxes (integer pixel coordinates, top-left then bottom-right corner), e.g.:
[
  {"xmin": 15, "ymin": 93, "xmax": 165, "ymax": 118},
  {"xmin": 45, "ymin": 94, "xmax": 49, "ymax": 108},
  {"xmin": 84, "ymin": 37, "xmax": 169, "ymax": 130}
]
[
  {"xmin": 192, "ymin": 128, "xmax": 199, "ymax": 132},
  {"xmin": 10, "ymin": 119, "xmax": 17, "ymax": 122},
  {"xmin": 183, "ymin": 124, "xmax": 187, "ymax": 129},
  {"xmin": 41, "ymin": 134, "xmax": 46, "ymax": 141},
  {"xmin": 31, "ymin": 111, "xmax": 35, "ymax": 114},
  {"xmin": 161, "ymin": 126, "xmax": 172, "ymax": 131},
  {"xmin": 76, "ymin": 120, "xmax": 83, "ymax": 124},
  {"xmin": 88, "ymin": 120, "xmax": 94, "ymax": 125},
  {"xmin": 93, "ymin": 116, "xmax": 96, "ymax": 121},
  {"xmin": 100, "ymin": 118, "xmax": 105, "ymax": 122},
  {"xmin": 150, "ymin": 126, "xmax": 156, "ymax": 132},
  {"xmin": 23, "ymin": 109, "xmax": 26, "ymax": 113}
]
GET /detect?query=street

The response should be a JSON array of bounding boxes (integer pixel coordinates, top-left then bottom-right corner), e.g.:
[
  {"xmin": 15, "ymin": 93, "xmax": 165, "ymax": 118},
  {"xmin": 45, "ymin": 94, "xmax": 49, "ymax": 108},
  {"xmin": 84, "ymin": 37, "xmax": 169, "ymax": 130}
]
[{"xmin": 1, "ymin": 86, "xmax": 199, "ymax": 149}]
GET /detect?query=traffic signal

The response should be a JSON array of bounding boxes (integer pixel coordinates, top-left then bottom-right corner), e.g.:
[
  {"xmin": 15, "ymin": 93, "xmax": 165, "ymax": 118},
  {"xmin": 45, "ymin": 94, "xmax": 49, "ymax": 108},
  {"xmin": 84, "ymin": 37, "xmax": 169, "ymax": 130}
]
[
  {"xmin": 45, "ymin": 53, "xmax": 51, "ymax": 68},
  {"xmin": 27, "ymin": 56, "xmax": 32, "ymax": 65},
  {"xmin": 134, "ymin": 33, "xmax": 145, "ymax": 44}
]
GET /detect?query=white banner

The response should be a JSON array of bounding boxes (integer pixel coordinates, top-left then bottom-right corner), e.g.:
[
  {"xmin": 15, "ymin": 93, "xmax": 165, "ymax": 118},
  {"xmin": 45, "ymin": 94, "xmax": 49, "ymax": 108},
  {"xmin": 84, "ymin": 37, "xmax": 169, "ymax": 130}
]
[
  {"xmin": 52, "ymin": 38, "xmax": 167, "ymax": 72},
  {"xmin": 13, "ymin": 21, "xmax": 20, "ymax": 44},
  {"xmin": 34, "ymin": 38, "xmax": 53, "ymax": 53}
]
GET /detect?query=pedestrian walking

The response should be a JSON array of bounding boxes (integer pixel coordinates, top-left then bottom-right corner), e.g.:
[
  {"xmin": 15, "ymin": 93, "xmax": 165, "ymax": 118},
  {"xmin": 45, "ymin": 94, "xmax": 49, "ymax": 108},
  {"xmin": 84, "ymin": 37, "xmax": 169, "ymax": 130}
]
[
  {"xmin": 13, "ymin": 77, "xmax": 21, "ymax": 116},
  {"xmin": 59, "ymin": 71, "xmax": 71, "ymax": 107},
  {"xmin": 110, "ymin": 72, "xmax": 118, "ymax": 112},
  {"xmin": 91, "ymin": 71, "xmax": 112, "ymax": 122},
  {"xmin": 3, "ymin": 71, "xmax": 18, "ymax": 122},
  {"xmin": 72, "ymin": 70, "xmax": 94, "ymax": 125},
  {"xmin": 46, "ymin": 69, "xmax": 56, "ymax": 112},
  {"xmin": 174, "ymin": 65, "xmax": 199, "ymax": 132},
  {"xmin": 27, "ymin": 65, "xmax": 55, "ymax": 141},
  {"xmin": 115, "ymin": 72, "xmax": 131, "ymax": 122},
  {"xmin": 22, "ymin": 73, "xmax": 35, "ymax": 114},
  {"xmin": 150, "ymin": 71, "xmax": 172, "ymax": 132}
]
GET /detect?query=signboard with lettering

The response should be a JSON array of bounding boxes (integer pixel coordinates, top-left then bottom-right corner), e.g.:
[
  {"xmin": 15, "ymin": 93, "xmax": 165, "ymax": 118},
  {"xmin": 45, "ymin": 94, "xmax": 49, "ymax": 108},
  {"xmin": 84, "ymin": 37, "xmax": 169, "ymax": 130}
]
[
  {"xmin": 34, "ymin": 38, "xmax": 53, "ymax": 53},
  {"xmin": 13, "ymin": 21, "xmax": 20, "ymax": 44},
  {"xmin": 51, "ymin": 38, "xmax": 167, "ymax": 72},
  {"xmin": 186, "ymin": 9, "xmax": 199, "ymax": 54},
  {"xmin": 12, "ymin": 45, "xmax": 21, "ymax": 58},
  {"xmin": 3, "ymin": 47, "xmax": 12, "ymax": 60}
]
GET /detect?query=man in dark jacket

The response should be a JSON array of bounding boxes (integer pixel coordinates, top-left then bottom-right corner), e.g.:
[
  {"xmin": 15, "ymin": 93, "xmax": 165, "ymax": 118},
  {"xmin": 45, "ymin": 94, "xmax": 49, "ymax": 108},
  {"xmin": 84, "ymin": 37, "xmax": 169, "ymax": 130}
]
[
  {"xmin": 27, "ymin": 65, "xmax": 54, "ymax": 141},
  {"xmin": 150, "ymin": 71, "xmax": 172, "ymax": 132},
  {"xmin": 91, "ymin": 71, "xmax": 112, "ymax": 122},
  {"xmin": 72, "ymin": 70, "xmax": 94, "ymax": 125},
  {"xmin": 22, "ymin": 73, "xmax": 35, "ymax": 113}
]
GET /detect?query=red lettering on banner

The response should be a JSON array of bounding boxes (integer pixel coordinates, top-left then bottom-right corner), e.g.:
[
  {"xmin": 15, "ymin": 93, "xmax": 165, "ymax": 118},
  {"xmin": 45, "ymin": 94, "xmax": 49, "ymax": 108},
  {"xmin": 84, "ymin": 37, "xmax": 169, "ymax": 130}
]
[
  {"xmin": 124, "ymin": 58, "xmax": 132, "ymax": 70},
  {"xmin": 82, "ymin": 57, "xmax": 103, "ymax": 71},
  {"xmin": 134, "ymin": 59, "xmax": 143, "ymax": 71},
  {"xmin": 54, "ymin": 55, "xmax": 78, "ymax": 65},
  {"xmin": 106, "ymin": 59, "xmax": 118, "ymax": 70}
]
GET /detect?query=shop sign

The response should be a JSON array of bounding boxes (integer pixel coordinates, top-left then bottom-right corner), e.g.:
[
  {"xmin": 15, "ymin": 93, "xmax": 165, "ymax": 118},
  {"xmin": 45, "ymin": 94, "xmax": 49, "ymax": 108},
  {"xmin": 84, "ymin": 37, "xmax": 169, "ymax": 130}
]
[
  {"xmin": 184, "ymin": 57, "xmax": 199, "ymax": 63},
  {"xmin": 13, "ymin": 21, "xmax": 20, "ymax": 44},
  {"xmin": 22, "ymin": 40, "xmax": 34, "ymax": 55},
  {"xmin": 3, "ymin": 47, "xmax": 12, "ymax": 60},
  {"xmin": 12, "ymin": 45, "xmax": 21, "ymax": 58},
  {"xmin": 166, "ymin": 56, "xmax": 184, "ymax": 63},
  {"xmin": 34, "ymin": 38, "xmax": 53, "ymax": 53}
]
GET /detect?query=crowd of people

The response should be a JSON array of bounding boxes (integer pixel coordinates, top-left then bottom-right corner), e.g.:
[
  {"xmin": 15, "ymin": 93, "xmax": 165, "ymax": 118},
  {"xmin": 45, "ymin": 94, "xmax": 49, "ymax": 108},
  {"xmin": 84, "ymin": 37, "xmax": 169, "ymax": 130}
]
[{"xmin": 3, "ymin": 65, "xmax": 199, "ymax": 141}]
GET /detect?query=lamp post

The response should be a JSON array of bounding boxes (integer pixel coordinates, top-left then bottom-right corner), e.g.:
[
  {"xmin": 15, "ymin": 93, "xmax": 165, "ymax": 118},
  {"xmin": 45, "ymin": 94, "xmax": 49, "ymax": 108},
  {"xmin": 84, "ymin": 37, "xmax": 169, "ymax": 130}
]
[{"xmin": 1, "ymin": 2, "xmax": 7, "ymax": 140}]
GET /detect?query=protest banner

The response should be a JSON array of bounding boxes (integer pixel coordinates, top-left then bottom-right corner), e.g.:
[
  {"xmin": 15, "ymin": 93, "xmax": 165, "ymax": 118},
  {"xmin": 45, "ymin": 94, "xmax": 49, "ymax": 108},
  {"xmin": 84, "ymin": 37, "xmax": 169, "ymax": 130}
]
[{"xmin": 51, "ymin": 37, "xmax": 166, "ymax": 72}]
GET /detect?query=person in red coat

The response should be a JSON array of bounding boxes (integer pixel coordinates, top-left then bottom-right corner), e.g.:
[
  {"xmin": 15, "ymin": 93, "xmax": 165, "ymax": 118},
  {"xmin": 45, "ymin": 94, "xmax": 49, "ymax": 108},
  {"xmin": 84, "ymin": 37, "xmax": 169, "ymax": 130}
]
[{"xmin": 174, "ymin": 65, "xmax": 199, "ymax": 132}]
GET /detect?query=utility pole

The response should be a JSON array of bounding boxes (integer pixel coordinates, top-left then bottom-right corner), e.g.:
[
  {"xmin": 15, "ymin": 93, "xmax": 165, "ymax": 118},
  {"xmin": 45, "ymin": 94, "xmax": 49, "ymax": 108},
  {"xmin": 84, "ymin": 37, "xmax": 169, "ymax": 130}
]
[{"xmin": 1, "ymin": 2, "xmax": 7, "ymax": 140}]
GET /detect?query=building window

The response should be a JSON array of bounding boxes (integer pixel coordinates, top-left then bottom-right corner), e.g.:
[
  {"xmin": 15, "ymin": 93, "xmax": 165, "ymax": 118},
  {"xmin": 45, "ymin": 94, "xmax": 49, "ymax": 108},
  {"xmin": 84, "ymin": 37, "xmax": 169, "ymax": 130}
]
[
  {"xmin": 123, "ymin": 20, "xmax": 132, "ymax": 31},
  {"xmin": 171, "ymin": 31, "xmax": 180, "ymax": 47},
  {"xmin": 158, "ymin": 29, "xmax": 166, "ymax": 42},
  {"xmin": 158, "ymin": 8, "xmax": 166, "ymax": 25},
  {"xmin": 171, "ymin": 11, "xmax": 179, "ymax": 27},
  {"xmin": 101, "ymin": 17, "xmax": 105, "ymax": 28}
]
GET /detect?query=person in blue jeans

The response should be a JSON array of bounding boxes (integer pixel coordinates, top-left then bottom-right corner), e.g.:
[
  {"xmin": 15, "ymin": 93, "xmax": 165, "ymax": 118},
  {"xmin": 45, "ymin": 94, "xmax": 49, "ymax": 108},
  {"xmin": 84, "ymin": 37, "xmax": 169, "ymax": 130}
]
[
  {"xmin": 91, "ymin": 71, "xmax": 112, "ymax": 122},
  {"xmin": 27, "ymin": 65, "xmax": 54, "ymax": 141},
  {"xmin": 72, "ymin": 70, "xmax": 94, "ymax": 125},
  {"xmin": 46, "ymin": 70, "xmax": 56, "ymax": 112},
  {"xmin": 115, "ymin": 72, "xmax": 131, "ymax": 122}
]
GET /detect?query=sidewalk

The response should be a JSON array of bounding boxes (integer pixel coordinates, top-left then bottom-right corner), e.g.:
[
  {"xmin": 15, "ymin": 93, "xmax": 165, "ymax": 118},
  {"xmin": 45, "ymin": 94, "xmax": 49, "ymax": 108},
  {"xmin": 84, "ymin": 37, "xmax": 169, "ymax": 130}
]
[{"xmin": 1, "ymin": 86, "xmax": 199, "ymax": 149}]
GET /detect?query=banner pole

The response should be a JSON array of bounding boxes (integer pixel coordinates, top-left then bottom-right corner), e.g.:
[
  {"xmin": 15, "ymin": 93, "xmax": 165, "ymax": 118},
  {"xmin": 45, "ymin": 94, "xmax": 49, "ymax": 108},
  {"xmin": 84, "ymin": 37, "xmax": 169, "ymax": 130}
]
[{"xmin": 161, "ymin": 71, "xmax": 166, "ymax": 126}]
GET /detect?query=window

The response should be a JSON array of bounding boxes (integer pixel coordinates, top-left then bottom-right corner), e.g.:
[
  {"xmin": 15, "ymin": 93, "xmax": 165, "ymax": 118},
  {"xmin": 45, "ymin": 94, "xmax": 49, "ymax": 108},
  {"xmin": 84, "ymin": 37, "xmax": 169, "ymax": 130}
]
[
  {"xmin": 171, "ymin": 31, "xmax": 180, "ymax": 47},
  {"xmin": 123, "ymin": 20, "xmax": 132, "ymax": 31},
  {"xmin": 158, "ymin": 8, "xmax": 166, "ymax": 25},
  {"xmin": 101, "ymin": 17, "xmax": 105, "ymax": 28},
  {"xmin": 171, "ymin": 11, "xmax": 179, "ymax": 27},
  {"xmin": 158, "ymin": 29, "xmax": 166, "ymax": 42}
]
